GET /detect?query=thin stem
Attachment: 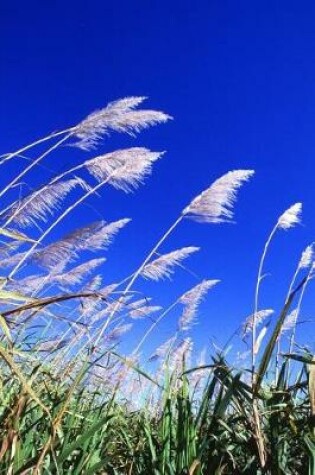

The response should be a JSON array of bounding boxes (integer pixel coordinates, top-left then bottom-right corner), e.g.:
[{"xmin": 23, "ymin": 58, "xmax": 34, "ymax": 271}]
[
  {"xmin": 0, "ymin": 128, "xmax": 73, "ymax": 166},
  {"xmin": 92, "ymin": 215, "xmax": 184, "ymax": 348},
  {"xmin": 252, "ymin": 224, "xmax": 277, "ymax": 377},
  {"xmin": 133, "ymin": 300, "xmax": 179, "ymax": 355},
  {"xmin": 287, "ymin": 268, "xmax": 312, "ymax": 379},
  {"xmin": 252, "ymin": 223, "xmax": 279, "ymax": 470},
  {"xmin": 8, "ymin": 178, "xmax": 113, "ymax": 279},
  {"xmin": 275, "ymin": 264, "xmax": 300, "ymax": 381},
  {"xmin": 0, "ymin": 134, "xmax": 71, "ymax": 202},
  {"xmin": 3, "ymin": 151, "xmax": 87, "ymax": 227}
]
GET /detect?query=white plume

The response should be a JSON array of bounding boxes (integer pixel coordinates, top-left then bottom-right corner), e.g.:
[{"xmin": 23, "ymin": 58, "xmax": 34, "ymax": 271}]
[
  {"xmin": 53, "ymin": 258, "xmax": 106, "ymax": 288},
  {"xmin": 281, "ymin": 309, "xmax": 298, "ymax": 333},
  {"xmin": 73, "ymin": 97, "xmax": 171, "ymax": 150},
  {"xmin": 85, "ymin": 147, "xmax": 163, "ymax": 193},
  {"xmin": 32, "ymin": 218, "xmax": 130, "ymax": 270},
  {"xmin": 277, "ymin": 203, "xmax": 302, "ymax": 230},
  {"xmin": 141, "ymin": 246, "xmax": 199, "ymax": 281},
  {"xmin": 129, "ymin": 305, "xmax": 162, "ymax": 319},
  {"xmin": 178, "ymin": 279, "xmax": 220, "ymax": 331},
  {"xmin": 106, "ymin": 323, "xmax": 133, "ymax": 342},
  {"xmin": 170, "ymin": 338, "xmax": 193, "ymax": 370},
  {"xmin": 183, "ymin": 170, "xmax": 254, "ymax": 223},
  {"xmin": 8, "ymin": 178, "xmax": 88, "ymax": 228},
  {"xmin": 149, "ymin": 337, "xmax": 176, "ymax": 362},
  {"xmin": 298, "ymin": 244, "xmax": 314, "ymax": 269}
]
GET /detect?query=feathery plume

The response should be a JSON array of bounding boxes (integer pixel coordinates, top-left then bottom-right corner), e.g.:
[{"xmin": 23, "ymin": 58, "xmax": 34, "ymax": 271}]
[
  {"xmin": 106, "ymin": 323, "xmax": 133, "ymax": 342},
  {"xmin": 170, "ymin": 338, "xmax": 193, "ymax": 370},
  {"xmin": 277, "ymin": 203, "xmax": 302, "ymax": 230},
  {"xmin": 141, "ymin": 246, "xmax": 199, "ymax": 281},
  {"xmin": 73, "ymin": 97, "xmax": 171, "ymax": 150},
  {"xmin": 80, "ymin": 218, "xmax": 130, "ymax": 251},
  {"xmin": 298, "ymin": 244, "xmax": 314, "ymax": 269},
  {"xmin": 183, "ymin": 170, "xmax": 254, "ymax": 223},
  {"xmin": 129, "ymin": 305, "xmax": 162, "ymax": 319},
  {"xmin": 190, "ymin": 348, "xmax": 208, "ymax": 387},
  {"xmin": 281, "ymin": 309, "xmax": 298, "ymax": 333},
  {"xmin": 102, "ymin": 295, "xmax": 133, "ymax": 316},
  {"xmin": 62, "ymin": 219, "xmax": 130, "ymax": 252},
  {"xmin": 53, "ymin": 258, "xmax": 106, "ymax": 288},
  {"xmin": 178, "ymin": 279, "xmax": 220, "ymax": 331},
  {"xmin": 9, "ymin": 274, "xmax": 47, "ymax": 294},
  {"xmin": 84, "ymin": 275, "xmax": 103, "ymax": 291},
  {"xmin": 243, "ymin": 309, "xmax": 274, "ymax": 337},
  {"xmin": 100, "ymin": 283, "xmax": 119, "ymax": 299},
  {"xmin": 32, "ymin": 240, "xmax": 74, "ymax": 271},
  {"xmin": 0, "ymin": 250, "xmax": 29, "ymax": 268},
  {"xmin": 8, "ymin": 178, "xmax": 88, "ymax": 228},
  {"xmin": 128, "ymin": 298, "xmax": 152, "ymax": 310},
  {"xmin": 78, "ymin": 275, "xmax": 104, "ymax": 315},
  {"xmin": 86, "ymin": 148, "xmax": 163, "ymax": 193},
  {"xmin": 86, "ymin": 284, "xmax": 119, "ymax": 323},
  {"xmin": 32, "ymin": 218, "xmax": 130, "ymax": 270},
  {"xmin": 0, "ymin": 243, "xmax": 12, "ymax": 260},
  {"xmin": 148, "ymin": 337, "xmax": 176, "ymax": 362},
  {"xmin": 0, "ymin": 241, "xmax": 21, "ymax": 260}
]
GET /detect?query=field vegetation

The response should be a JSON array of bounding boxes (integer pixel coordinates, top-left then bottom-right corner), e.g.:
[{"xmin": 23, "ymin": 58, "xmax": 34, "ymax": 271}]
[{"xmin": 0, "ymin": 97, "xmax": 314, "ymax": 474}]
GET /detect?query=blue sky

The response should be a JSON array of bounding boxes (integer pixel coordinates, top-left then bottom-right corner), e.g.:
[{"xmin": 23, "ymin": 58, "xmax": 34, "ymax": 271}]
[{"xmin": 0, "ymin": 1, "xmax": 314, "ymax": 359}]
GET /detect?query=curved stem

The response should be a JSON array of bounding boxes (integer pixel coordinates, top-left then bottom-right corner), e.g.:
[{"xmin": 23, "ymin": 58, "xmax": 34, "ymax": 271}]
[
  {"xmin": 287, "ymin": 269, "xmax": 312, "ymax": 378},
  {"xmin": 275, "ymin": 264, "xmax": 300, "ymax": 381},
  {"xmin": 133, "ymin": 300, "xmax": 179, "ymax": 355},
  {"xmin": 92, "ymin": 215, "xmax": 184, "ymax": 348},
  {"xmin": 0, "ymin": 128, "xmax": 72, "ymax": 166},
  {"xmin": 3, "ymin": 154, "xmax": 85, "ymax": 228},
  {"xmin": 0, "ymin": 134, "xmax": 71, "ymax": 202},
  {"xmin": 8, "ymin": 177, "xmax": 112, "ymax": 279},
  {"xmin": 252, "ymin": 224, "xmax": 277, "ymax": 377}
]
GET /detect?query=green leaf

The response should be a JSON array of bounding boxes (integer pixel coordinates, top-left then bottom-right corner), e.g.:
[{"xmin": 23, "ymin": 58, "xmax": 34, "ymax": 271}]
[
  {"xmin": 0, "ymin": 227, "xmax": 37, "ymax": 243},
  {"xmin": 0, "ymin": 289, "xmax": 35, "ymax": 303},
  {"xmin": 0, "ymin": 313, "xmax": 12, "ymax": 342},
  {"xmin": 255, "ymin": 278, "xmax": 306, "ymax": 393},
  {"xmin": 283, "ymin": 353, "xmax": 315, "ymax": 364}
]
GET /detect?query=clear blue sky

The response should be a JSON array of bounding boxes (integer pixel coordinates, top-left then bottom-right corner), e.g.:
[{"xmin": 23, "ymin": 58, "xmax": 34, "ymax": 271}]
[{"xmin": 1, "ymin": 1, "xmax": 314, "ymax": 358}]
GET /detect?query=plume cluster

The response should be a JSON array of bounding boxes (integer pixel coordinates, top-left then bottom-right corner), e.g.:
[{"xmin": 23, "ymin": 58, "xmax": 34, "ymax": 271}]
[
  {"xmin": 105, "ymin": 323, "xmax": 133, "ymax": 342},
  {"xmin": 298, "ymin": 244, "xmax": 314, "ymax": 269},
  {"xmin": 169, "ymin": 338, "xmax": 193, "ymax": 370},
  {"xmin": 277, "ymin": 203, "xmax": 302, "ymax": 230},
  {"xmin": 182, "ymin": 170, "xmax": 254, "ymax": 223},
  {"xmin": 85, "ymin": 147, "xmax": 164, "ymax": 193},
  {"xmin": 32, "ymin": 218, "xmax": 130, "ymax": 270},
  {"xmin": 8, "ymin": 178, "xmax": 88, "ymax": 228},
  {"xmin": 73, "ymin": 97, "xmax": 171, "ymax": 150},
  {"xmin": 179, "ymin": 279, "xmax": 220, "ymax": 331},
  {"xmin": 129, "ymin": 305, "xmax": 161, "ymax": 319},
  {"xmin": 52, "ymin": 258, "xmax": 106, "ymax": 288},
  {"xmin": 9, "ymin": 274, "xmax": 47, "ymax": 294},
  {"xmin": 149, "ymin": 337, "xmax": 176, "ymax": 362},
  {"xmin": 281, "ymin": 309, "xmax": 298, "ymax": 333},
  {"xmin": 141, "ymin": 246, "xmax": 199, "ymax": 281}
]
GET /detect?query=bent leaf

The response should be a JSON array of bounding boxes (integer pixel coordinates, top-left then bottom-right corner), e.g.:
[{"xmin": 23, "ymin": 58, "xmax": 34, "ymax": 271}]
[
  {"xmin": 0, "ymin": 289, "xmax": 35, "ymax": 303},
  {"xmin": 0, "ymin": 227, "xmax": 36, "ymax": 243}
]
